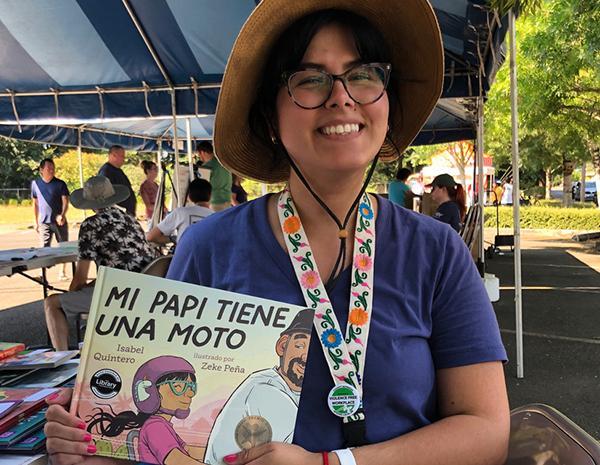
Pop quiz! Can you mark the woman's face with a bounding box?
[147,165,159,182]
[431,185,448,203]
[276,23,389,180]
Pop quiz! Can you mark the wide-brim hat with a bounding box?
[214,0,444,183]
[71,175,130,210]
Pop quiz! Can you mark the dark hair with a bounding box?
[196,140,214,154]
[86,371,197,437]
[188,178,211,203]
[39,158,54,170]
[447,184,467,221]
[396,167,411,181]
[140,160,157,174]
[248,9,398,171]
[109,145,124,155]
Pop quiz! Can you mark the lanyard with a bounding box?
[277,189,375,445]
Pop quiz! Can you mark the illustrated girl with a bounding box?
[86,356,204,465]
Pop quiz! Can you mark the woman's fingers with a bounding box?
[46,387,73,407]
[45,404,86,432]
[44,417,91,443]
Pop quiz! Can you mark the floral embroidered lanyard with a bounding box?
[277,188,375,446]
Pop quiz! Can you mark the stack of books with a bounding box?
[0,345,80,458]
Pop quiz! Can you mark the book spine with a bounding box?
[69,266,106,416]
[0,344,26,361]
[0,399,45,435]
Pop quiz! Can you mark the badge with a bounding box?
[235,415,272,449]
[327,383,361,417]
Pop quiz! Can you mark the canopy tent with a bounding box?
[0,0,508,139]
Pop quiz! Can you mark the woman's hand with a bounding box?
[222,442,322,465]
[45,389,115,465]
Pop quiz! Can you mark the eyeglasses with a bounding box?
[158,380,197,396]
[282,63,392,109]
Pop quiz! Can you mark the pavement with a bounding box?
[0,226,599,438]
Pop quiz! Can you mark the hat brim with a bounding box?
[214,0,444,183]
[70,184,130,210]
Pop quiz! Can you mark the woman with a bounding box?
[428,173,467,232]
[45,1,509,465]
[231,174,248,206]
[139,160,161,220]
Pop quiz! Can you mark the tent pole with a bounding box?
[509,9,524,379]
[476,97,485,273]
[186,118,194,181]
[77,128,87,218]
[171,91,181,208]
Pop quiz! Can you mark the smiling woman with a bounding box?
[44,1,509,465]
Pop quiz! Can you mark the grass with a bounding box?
[0,205,88,227]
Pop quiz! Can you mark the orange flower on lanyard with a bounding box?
[349,307,369,326]
[283,216,301,234]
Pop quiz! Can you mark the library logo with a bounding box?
[90,369,122,399]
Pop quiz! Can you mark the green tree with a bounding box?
[0,138,55,195]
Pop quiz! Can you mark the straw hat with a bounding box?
[214,0,444,183]
[71,176,130,210]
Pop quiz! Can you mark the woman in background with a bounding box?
[139,160,161,221]
[428,173,466,232]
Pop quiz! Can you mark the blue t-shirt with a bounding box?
[434,201,462,232]
[167,195,506,451]
[31,177,69,224]
[388,180,410,207]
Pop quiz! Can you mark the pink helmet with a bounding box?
[133,356,196,419]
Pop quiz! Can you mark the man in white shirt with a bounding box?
[146,178,213,244]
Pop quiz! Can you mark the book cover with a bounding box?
[0,370,40,388]
[0,388,59,434]
[17,360,80,389]
[0,351,78,371]
[0,344,26,361]
[0,426,46,454]
[71,266,313,465]
[0,409,46,447]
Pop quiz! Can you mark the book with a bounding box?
[0,344,26,361]
[0,350,78,371]
[16,360,80,389]
[71,266,314,465]
[0,409,46,447]
[0,388,59,434]
[0,370,40,388]
[0,426,46,454]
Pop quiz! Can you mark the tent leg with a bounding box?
[509,9,524,379]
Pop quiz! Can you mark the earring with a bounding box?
[270,134,278,145]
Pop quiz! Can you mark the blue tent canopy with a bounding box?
[0,0,508,144]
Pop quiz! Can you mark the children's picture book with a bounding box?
[0,344,26,361]
[0,409,46,447]
[0,388,59,434]
[71,267,314,465]
[0,426,46,454]
[17,360,80,389]
[0,370,39,388]
[0,350,78,371]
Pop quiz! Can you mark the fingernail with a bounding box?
[83,433,92,442]
[87,444,97,454]
[224,454,237,464]
[47,392,60,401]
[77,422,87,430]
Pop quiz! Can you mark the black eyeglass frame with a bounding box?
[281,62,392,110]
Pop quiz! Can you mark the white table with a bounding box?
[0,243,78,297]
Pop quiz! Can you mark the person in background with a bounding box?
[98,145,136,216]
[387,166,412,208]
[501,178,513,206]
[428,173,467,233]
[146,178,214,245]
[43,176,155,351]
[490,179,503,206]
[196,141,232,211]
[139,160,161,221]
[31,158,70,280]
[231,174,248,206]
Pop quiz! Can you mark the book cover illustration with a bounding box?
[0,343,26,361]
[17,360,80,389]
[71,267,313,465]
[0,388,59,434]
[0,350,78,371]
[0,409,46,447]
